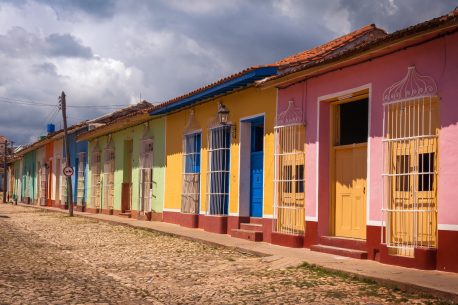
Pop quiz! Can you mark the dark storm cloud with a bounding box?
[45,33,93,58]
[38,0,117,18]
[336,0,457,32]
[0,0,456,145]
[0,27,92,59]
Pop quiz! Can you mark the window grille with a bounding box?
[91,151,101,208]
[382,66,439,256]
[39,164,47,205]
[139,139,153,213]
[25,170,30,199]
[273,100,305,235]
[103,147,115,210]
[206,125,231,215]
[55,158,61,204]
[181,132,201,214]
[77,152,85,204]
[273,124,306,234]
[61,159,68,204]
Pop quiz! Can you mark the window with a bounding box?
[395,155,410,192]
[77,153,85,204]
[338,99,368,145]
[418,153,434,192]
[139,139,153,213]
[273,123,305,235]
[182,133,201,214]
[381,67,439,252]
[90,151,101,208]
[103,148,115,210]
[207,125,231,215]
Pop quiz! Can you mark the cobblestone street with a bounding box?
[0,205,452,305]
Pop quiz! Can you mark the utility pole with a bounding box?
[2,139,7,203]
[59,92,73,216]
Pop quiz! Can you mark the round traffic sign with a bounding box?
[63,166,74,177]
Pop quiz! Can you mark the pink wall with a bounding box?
[277,33,458,232]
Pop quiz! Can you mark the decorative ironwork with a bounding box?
[276,100,304,126]
[381,68,439,256]
[184,109,200,134]
[383,66,437,103]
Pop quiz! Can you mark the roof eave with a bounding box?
[149,66,277,115]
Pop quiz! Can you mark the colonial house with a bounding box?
[77,101,166,220]
[258,8,458,272]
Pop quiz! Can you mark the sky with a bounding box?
[0,0,455,145]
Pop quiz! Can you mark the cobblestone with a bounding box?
[0,205,452,304]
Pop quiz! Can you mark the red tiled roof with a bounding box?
[146,24,386,115]
[275,24,387,70]
[261,7,458,85]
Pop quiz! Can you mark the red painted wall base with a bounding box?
[101,208,113,215]
[304,221,318,248]
[203,215,228,234]
[380,245,437,270]
[180,213,199,228]
[437,229,458,273]
[85,207,100,214]
[271,231,304,248]
[74,205,85,212]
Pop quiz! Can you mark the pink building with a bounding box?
[260,9,458,272]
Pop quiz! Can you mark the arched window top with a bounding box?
[184,109,200,134]
[276,100,304,127]
[383,66,438,104]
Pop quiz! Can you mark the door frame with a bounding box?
[316,84,372,236]
[238,113,265,218]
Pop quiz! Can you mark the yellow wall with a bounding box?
[164,86,276,216]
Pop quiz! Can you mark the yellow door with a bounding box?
[335,143,367,239]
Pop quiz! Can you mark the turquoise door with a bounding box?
[250,121,264,217]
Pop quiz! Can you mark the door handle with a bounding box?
[363,187,366,194]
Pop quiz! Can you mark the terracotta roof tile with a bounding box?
[275,24,387,70]
[261,7,458,84]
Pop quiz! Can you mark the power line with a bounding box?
[0,96,130,109]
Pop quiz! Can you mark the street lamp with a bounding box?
[218,102,229,125]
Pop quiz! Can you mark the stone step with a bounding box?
[319,236,367,252]
[240,223,263,232]
[310,244,368,259]
[119,210,132,218]
[230,229,263,242]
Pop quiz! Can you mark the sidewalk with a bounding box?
[18,203,458,302]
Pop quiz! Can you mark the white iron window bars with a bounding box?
[77,152,85,205]
[181,132,201,214]
[206,125,231,215]
[91,150,101,208]
[382,66,439,256]
[273,100,306,235]
[61,158,68,205]
[103,147,115,210]
[39,164,47,205]
[25,169,30,199]
[139,139,153,213]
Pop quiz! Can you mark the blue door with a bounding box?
[250,122,264,217]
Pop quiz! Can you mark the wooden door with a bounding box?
[335,144,367,239]
[333,98,368,240]
[122,140,133,212]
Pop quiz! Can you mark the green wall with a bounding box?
[87,117,165,212]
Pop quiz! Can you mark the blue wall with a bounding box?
[64,127,88,204]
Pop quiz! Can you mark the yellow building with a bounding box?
[153,66,278,241]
